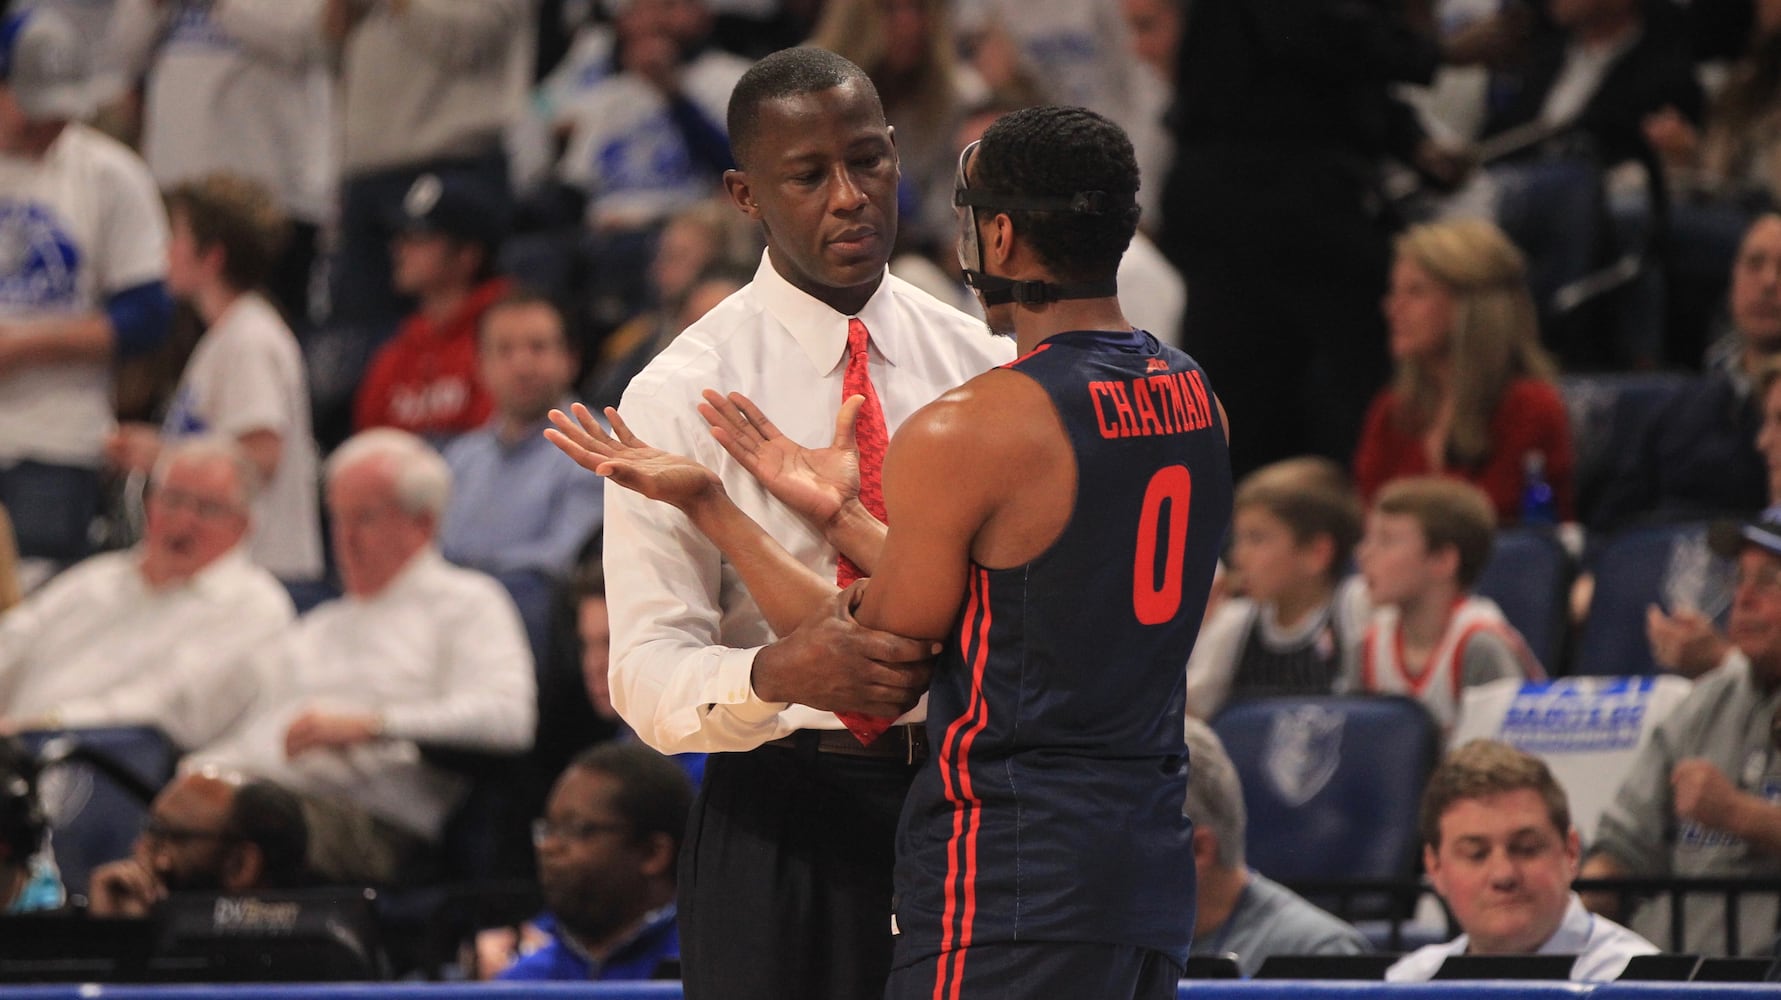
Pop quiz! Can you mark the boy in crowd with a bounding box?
[108,172,323,581]
[1357,477,1543,732]
[1389,740,1656,981]
[1186,457,1368,719]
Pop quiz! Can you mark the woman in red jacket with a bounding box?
[1353,218,1575,523]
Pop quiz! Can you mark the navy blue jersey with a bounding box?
[891,329,1233,970]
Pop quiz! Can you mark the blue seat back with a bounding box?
[1474,527,1572,674]
[1560,373,1696,528]
[1575,521,1724,676]
[21,726,175,896]
[1210,695,1438,883]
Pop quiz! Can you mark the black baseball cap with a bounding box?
[393,172,508,251]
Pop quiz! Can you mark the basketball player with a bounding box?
[548,105,1232,998]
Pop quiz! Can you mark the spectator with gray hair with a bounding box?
[184,427,535,884]
[1184,718,1369,976]
[0,435,291,749]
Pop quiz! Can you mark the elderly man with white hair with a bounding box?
[0,435,291,749]
[1184,719,1370,976]
[186,428,536,883]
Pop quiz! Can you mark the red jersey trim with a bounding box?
[933,566,994,1000]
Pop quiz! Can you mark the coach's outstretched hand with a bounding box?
[546,402,723,510]
[700,389,862,525]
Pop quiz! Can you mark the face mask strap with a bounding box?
[952,139,1118,307]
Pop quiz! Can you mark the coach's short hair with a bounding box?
[726,47,881,171]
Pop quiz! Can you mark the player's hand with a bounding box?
[1645,604,1729,677]
[87,857,165,917]
[547,403,724,511]
[752,586,936,718]
[284,710,381,758]
[700,389,862,526]
[1671,758,1744,833]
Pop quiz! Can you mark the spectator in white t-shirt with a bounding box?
[94,0,336,327]
[107,172,323,581]
[0,6,172,566]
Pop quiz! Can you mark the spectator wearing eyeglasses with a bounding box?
[86,771,310,917]
[1581,505,1781,955]
[473,742,691,981]
[0,436,292,749]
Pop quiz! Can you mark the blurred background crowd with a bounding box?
[3,0,1781,985]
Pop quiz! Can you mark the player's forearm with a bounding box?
[826,499,887,574]
[684,493,837,637]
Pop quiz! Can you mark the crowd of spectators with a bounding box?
[4,0,1781,985]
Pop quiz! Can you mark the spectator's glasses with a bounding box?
[531,818,630,846]
[1734,563,1781,595]
[150,487,245,522]
[141,818,237,846]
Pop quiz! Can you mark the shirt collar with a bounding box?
[354,546,444,603]
[1537,894,1595,955]
[133,545,252,600]
[748,250,903,376]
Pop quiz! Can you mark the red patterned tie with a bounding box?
[836,317,893,744]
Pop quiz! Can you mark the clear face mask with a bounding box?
[953,139,982,275]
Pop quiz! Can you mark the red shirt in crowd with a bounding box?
[352,277,510,439]
[1352,377,1575,523]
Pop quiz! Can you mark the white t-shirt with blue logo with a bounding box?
[0,123,168,466]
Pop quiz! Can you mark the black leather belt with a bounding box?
[766,724,928,763]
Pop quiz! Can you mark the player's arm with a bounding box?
[853,390,999,641]
[700,389,890,573]
[548,403,836,635]
[550,402,931,742]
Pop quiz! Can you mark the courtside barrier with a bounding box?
[0,981,1775,999]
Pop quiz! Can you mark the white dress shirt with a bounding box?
[1386,893,1658,982]
[605,252,1014,754]
[185,548,536,839]
[0,547,293,749]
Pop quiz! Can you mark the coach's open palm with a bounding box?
[546,403,722,511]
[700,389,861,525]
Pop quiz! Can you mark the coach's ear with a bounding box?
[724,170,759,221]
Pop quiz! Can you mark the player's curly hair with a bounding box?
[970,106,1141,285]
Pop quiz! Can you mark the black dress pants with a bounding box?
[679,738,920,1000]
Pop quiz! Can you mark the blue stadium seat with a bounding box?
[20,726,176,897]
[1474,527,1573,674]
[1559,373,1697,529]
[1210,695,1439,888]
[1574,521,1722,676]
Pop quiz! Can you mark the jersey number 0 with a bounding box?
[1132,464,1193,625]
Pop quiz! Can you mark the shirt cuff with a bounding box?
[703,645,788,725]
